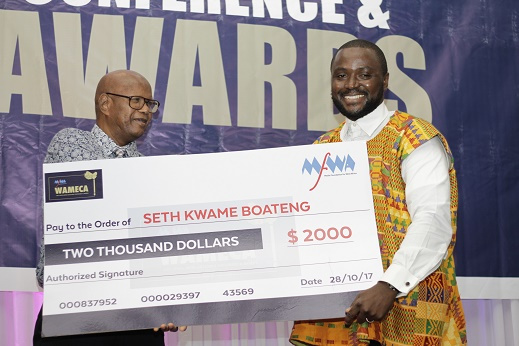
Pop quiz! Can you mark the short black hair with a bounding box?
[330,39,388,75]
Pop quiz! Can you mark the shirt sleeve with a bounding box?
[44,129,70,163]
[37,129,87,287]
[36,236,45,288]
[379,136,452,296]
[44,128,101,163]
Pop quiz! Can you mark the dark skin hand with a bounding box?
[344,281,398,327]
[153,324,188,332]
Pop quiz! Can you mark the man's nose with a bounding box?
[345,75,358,89]
[140,103,152,114]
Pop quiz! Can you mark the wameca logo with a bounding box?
[302,153,356,191]
[45,170,103,202]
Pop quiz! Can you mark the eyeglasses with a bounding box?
[105,92,160,113]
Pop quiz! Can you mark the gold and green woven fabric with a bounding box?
[290,111,467,346]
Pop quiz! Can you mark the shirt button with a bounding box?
[405,282,410,286]
[352,122,357,127]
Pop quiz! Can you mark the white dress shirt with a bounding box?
[340,103,452,296]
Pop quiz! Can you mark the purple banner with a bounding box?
[1,0,519,293]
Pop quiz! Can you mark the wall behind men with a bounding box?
[1,0,518,297]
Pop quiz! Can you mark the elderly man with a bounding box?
[34,70,183,345]
[290,40,467,345]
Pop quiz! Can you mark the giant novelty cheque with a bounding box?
[42,141,382,337]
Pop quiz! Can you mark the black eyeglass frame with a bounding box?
[104,92,160,113]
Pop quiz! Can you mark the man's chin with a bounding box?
[128,128,146,140]
[333,96,383,122]
[342,110,368,122]
[340,102,381,121]
[333,100,366,121]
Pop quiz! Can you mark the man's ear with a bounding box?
[98,94,111,115]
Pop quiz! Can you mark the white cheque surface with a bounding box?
[42,141,382,337]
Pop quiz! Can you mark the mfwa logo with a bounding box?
[302,152,355,191]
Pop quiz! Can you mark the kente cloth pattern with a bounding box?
[290,111,467,345]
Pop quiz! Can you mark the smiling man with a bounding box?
[44,70,157,163]
[290,40,467,345]
[34,70,185,345]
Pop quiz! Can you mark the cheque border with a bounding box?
[42,291,360,337]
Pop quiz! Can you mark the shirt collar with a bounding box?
[340,102,392,140]
[91,124,137,157]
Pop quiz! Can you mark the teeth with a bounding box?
[344,95,364,99]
